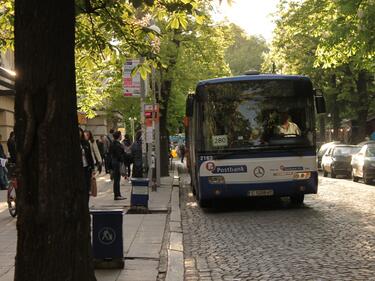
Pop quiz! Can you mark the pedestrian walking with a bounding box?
[7,132,16,164]
[0,134,8,190]
[104,129,114,174]
[97,136,105,160]
[80,128,95,201]
[122,134,133,180]
[131,131,143,178]
[178,142,186,163]
[84,130,103,174]
[96,136,105,174]
[109,131,126,200]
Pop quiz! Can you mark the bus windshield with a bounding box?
[200,80,314,151]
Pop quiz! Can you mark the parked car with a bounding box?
[357,140,375,146]
[351,144,375,184]
[317,141,340,170]
[322,145,360,178]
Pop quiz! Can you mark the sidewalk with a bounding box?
[0,163,183,281]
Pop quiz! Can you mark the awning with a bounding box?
[0,66,15,96]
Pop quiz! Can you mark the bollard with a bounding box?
[91,209,124,269]
[130,178,149,208]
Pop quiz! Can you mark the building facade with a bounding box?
[0,50,15,155]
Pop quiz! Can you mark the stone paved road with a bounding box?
[180,173,375,281]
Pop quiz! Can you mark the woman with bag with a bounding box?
[80,128,95,201]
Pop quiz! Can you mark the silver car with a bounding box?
[351,144,375,184]
[321,145,359,178]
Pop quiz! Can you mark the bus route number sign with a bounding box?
[212,135,228,147]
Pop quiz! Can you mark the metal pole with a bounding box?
[140,58,147,177]
[156,70,161,187]
[146,67,157,189]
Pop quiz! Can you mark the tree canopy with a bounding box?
[264,0,374,142]
[225,23,268,75]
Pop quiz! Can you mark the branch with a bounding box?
[99,2,149,57]
[75,0,113,15]
[88,13,106,60]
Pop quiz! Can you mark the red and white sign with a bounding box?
[123,59,141,97]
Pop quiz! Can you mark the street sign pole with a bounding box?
[156,72,161,188]
[140,59,147,177]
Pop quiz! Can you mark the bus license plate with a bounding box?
[248,190,274,197]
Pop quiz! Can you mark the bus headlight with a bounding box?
[208,176,225,184]
[293,172,311,180]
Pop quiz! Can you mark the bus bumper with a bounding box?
[199,172,318,200]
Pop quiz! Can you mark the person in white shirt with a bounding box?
[275,112,301,136]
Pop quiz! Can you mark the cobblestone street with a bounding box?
[180,173,375,281]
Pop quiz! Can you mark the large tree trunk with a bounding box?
[330,75,340,140]
[14,1,96,280]
[159,80,172,176]
[158,33,182,177]
[351,70,369,144]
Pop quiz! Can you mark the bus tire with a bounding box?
[198,198,211,208]
[290,194,304,206]
[196,188,211,208]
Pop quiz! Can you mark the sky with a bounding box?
[212,0,280,42]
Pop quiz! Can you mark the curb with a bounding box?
[165,163,184,281]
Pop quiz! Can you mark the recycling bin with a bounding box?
[91,209,124,268]
[130,178,149,208]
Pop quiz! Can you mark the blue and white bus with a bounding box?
[185,74,325,207]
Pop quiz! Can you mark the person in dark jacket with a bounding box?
[104,129,114,174]
[121,134,133,179]
[109,131,126,200]
[7,132,16,164]
[131,131,143,178]
[80,128,95,201]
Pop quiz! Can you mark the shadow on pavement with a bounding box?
[202,196,312,214]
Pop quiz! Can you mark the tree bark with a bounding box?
[14,1,96,280]
[318,115,326,143]
[158,33,182,177]
[159,80,172,176]
[330,74,340,140]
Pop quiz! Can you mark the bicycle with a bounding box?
[6,163,17,217]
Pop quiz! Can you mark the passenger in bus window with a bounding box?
[274,112,301,136]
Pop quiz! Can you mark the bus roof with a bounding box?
[197,74,311,87]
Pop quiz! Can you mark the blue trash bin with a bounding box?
[91,209,124,268]
[130,178,149,208]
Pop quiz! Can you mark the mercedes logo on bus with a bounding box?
[206,162,216,171]
[253,166,265,178]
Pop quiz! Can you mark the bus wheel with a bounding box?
[290,194,304,206]
[196,189,211,208]
[198,198,212,208]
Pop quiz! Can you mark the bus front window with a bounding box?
[200,80,314,151]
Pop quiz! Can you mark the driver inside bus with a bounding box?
[274,112,301,136]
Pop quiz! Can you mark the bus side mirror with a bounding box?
[314,90,326,114]
[186,94,194,117]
